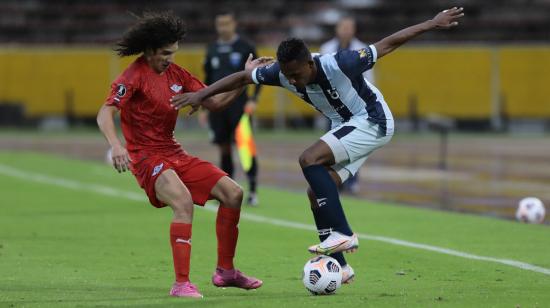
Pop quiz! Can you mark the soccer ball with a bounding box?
[302,255,342,295]
[516,197,546,224]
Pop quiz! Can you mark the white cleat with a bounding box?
[308,231,359,255]
[341,264,355,284]
[247,192,259,206]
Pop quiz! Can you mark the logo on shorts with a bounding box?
[116,84,127,97]
[316,198,327,207]
[170,84,183,93]
[152,163,164,176]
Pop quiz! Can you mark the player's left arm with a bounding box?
[374,7,464,59]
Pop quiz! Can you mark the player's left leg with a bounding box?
[299,139,358,256]
[307,120,392,255]
[307,184,355,284]
[208,176,263,289]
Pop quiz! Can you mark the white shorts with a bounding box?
[320,117,393,182]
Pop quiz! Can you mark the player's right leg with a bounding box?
[155,169,202,298]
[307,186,355,284]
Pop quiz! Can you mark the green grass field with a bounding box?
[1,152,549,307]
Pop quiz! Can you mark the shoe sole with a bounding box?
[169,293,203,298]
[213,281,263,290]
[308,243,359,255]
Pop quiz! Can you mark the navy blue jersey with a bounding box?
[204,36,261,103]
[251,45,393,135]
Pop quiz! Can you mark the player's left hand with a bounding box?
[245,53,275,71]
[170,92,201,115]
[431,7,464,29]
[244,99,257,114]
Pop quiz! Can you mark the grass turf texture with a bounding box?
[0,152,549,307]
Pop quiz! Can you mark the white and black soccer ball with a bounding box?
[302,255,342,295]
[516,197,546,224]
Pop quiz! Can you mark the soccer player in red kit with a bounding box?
[96,12,270,298]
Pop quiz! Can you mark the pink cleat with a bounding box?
[212,267,263,290]
[169,281,203,298]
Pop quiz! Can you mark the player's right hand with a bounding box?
[111,144,131,173]
[245,53,275,71]
[431,7,464,29]
[170,92,202,115]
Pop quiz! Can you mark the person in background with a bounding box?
[320,16,372,195]
[202,10,262,206]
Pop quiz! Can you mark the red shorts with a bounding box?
[130,150,227,208]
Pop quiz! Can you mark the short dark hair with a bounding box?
[115,11,186,57]
[276,38,311,64]
[215,9,236,19]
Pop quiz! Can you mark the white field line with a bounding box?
[1,163,549,276]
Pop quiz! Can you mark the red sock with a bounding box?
[216,206,241,270]
[170,222,192,282]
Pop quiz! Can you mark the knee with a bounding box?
[171,197,194,218]
[299,151,317,168]
[225,183,244,207]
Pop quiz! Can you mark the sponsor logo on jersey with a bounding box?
[170,84,183,93]
[152,163,164,176]
[116,84,127,97]
[326,88,340,100]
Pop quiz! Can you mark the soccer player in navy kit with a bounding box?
[172,7,464,284]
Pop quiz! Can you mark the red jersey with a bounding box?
[105,56,205,160]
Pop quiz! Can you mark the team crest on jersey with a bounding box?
[358,48,368,58]
[116,84,127,97]
[170,84,183,93]
[229,52,242,68]
[152,163,164,176]
[211,56,220,69]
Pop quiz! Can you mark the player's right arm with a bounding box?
[97,105,131,173]
[374,7,464,59]
[170,55,274,113]
[97,78,135,173]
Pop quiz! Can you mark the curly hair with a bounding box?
[276,38,311,64]
[115,11,186,57]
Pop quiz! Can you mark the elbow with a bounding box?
[202,98,221,112]
[96,105,114,130]
[96,107,105,128]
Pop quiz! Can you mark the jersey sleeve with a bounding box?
[251,62,281,86]
[181,69,207,92]
[333,44,378,78]
[104,76,137,109]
